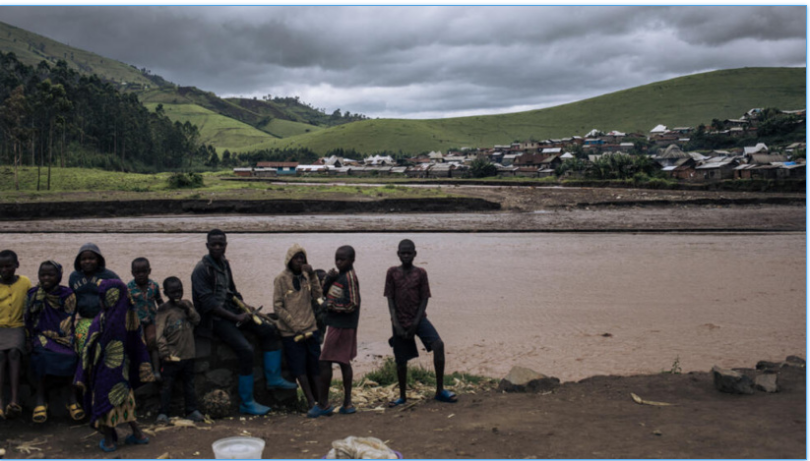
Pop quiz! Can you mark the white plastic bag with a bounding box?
[325,436,398,459]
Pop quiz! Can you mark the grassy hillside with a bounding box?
[233,67,806,155]
[143,103,277,152]
[0,21,153,87]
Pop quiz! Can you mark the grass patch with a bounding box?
[0,167,458,203]
[364,357,494,388]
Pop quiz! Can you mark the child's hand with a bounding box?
[302,263,314,274]
[327,268,338,278]
[394,325,408,338]
[235,312,251,325]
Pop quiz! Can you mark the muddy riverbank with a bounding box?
[1,363,805,459]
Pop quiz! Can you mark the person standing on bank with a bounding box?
[191,229,296,416]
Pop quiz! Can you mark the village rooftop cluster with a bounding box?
[233,108,807,182]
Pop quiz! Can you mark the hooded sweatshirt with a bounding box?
[273,244,323,337]
[68,243,120,319]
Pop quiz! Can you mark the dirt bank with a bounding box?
[2,363,804,459]
[0,198,499,221]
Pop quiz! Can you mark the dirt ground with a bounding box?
[1,363,804,459]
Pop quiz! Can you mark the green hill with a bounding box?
[232,67,806,155]
[143,103,277,152]
[0,20,338,142]
[0,20,154,88]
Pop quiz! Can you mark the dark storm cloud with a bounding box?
[0,6,804,118]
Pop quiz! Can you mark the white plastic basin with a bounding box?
[212,436,266,459]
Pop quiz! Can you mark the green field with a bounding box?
[0,167,453,203]
[143,103,276,152]
[233,67,806,155]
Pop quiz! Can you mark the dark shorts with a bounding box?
[389,318,441,365]
[282,331,321,377]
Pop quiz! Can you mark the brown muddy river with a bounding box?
[3,232,805,382]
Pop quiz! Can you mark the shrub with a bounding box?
[167,172,204,189]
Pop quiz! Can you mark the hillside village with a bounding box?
[233,108,807,182]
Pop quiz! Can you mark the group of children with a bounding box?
[0,234,456,452]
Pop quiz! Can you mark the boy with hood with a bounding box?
[273,244,324,414]
[69,243,120,354]
[191,229,296,417]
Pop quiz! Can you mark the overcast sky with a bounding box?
[0,6,805,119]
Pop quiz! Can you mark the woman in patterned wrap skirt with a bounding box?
[73,279,155,452]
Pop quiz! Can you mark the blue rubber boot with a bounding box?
[238,374,271,415]
[264,350,298,390]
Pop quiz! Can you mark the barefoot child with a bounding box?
[273,244,324,413]
[69,243,120,355]
[315,246,361,418]
[24,261,82,423]
[127,258,164,380]
[0,250,31,420]
[384,239,456,407]
[154,277,203,424]
[74,279,155,452]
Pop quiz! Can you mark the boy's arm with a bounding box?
[155,310,171,359]
[184,300,201,326]
[273,276,301,334]
[387,297,407,338]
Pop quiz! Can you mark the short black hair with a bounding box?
[163,276,182,290]
[337,245,356,260]
[131,257,150,270]
[398,239,415,251]
[207,229,226,242]
[0,250,19,264]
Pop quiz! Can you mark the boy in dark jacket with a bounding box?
[191,229,295,416]
[155,277,203,424]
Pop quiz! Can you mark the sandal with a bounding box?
[99,439,117,453]
[32,405,48,424]
[6,402,22,419]
[434,389,458,403]
[125,434,149,445]
[338,405,357,414]
[66,403,85,421]
[388,398,406,408]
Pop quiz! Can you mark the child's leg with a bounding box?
[34,376,48,406]
[396,362,408,401]
[338,363,353,409]
[431,339,446,394]
[100,426,116,449]
[127,421,148,442]
[158,363,176,416]
[317,361,332,409]
[181,360,198,415]
[0,350,6,409]
[8,348,21,405]
[297,374,316,408]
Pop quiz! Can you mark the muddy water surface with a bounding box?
[4,232,804,382]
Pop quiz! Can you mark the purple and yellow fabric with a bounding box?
[24,261,79,378]
[73,279,155,428]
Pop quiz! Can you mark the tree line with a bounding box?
[0,51,212,189]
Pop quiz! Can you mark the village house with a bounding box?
[233,167,253,177]
[257,161,298,175]
[364,154,395,166]
[253,167,278,178]
[695,157,739,181]
[661,157,698,181]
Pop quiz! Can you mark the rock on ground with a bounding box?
[499,366,560,393]
[711,366,755,395]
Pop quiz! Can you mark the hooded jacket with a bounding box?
[68,243,120,319]
[273,244,322,337]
